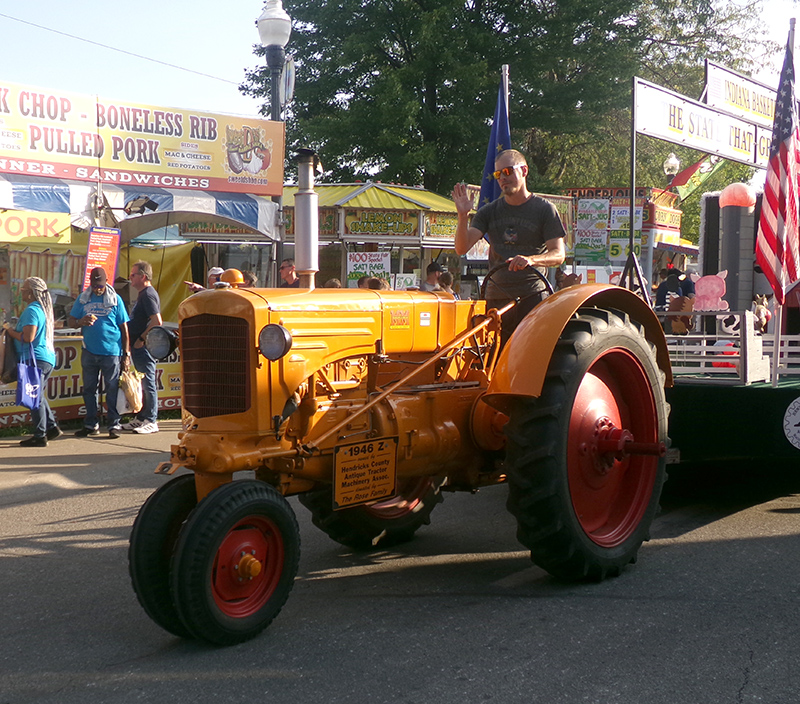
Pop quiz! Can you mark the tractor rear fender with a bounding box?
[482,284,672,415]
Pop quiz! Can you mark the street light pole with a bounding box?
[257,0,292,282]
[267,45,285,124]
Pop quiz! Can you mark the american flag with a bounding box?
[756,28,800,305]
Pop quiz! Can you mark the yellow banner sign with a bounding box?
[0,80,284,196]
[344,209,417,237]
[0,210,71,244]
[423,212,457,240]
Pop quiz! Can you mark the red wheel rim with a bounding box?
[363,478,433,520]
[211,516,285,618]
[567,349,659,547]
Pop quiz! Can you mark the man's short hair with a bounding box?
[281,258,295,268]
[134,260,153,281]
[427,261,444,275]
[495,149,528,167]
[367,277,390,290]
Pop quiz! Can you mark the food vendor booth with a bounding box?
[563,187,695,287]
[281,182,460,288]
[0,79,282,428]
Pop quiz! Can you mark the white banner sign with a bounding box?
[346,251,391,287]
[705,61,776,130]
[634,78,769,169]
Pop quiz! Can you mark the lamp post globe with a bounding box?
[258,0,292,123]
[257,0,292,281]
[663,152,681,186]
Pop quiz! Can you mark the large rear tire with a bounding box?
[299,477,444,549]
[505,307,669,581]
[170,480,300,645]
[129,473,198,638]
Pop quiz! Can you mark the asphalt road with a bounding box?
[1,424,799,704]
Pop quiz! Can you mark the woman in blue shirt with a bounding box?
[2,277,61,446]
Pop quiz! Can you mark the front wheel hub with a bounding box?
[236,552,263,580]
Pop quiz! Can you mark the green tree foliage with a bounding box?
[242,0,774,210]
[245,0,650,192]
[535,0,774,192]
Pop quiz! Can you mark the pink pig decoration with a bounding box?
[691,270,729,311]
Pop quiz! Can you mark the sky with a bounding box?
[758,0,800,83]
[0,1,268,117]
[0,1,796,126]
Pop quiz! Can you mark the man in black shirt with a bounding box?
[279,259,300,287]
[452,149,566,344]
[123,260,162,434]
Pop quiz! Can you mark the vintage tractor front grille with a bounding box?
[181,314,251,417]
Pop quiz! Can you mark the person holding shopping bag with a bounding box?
[2,277,61,447]
[123,260,161,434]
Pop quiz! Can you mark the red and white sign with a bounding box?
[82,227,120,289]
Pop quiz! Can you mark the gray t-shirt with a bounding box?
[471,195,566,300]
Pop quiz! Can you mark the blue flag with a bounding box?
[478,82,512,210]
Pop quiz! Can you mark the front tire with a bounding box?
[129,473,198,638]
[299,477,444,549]
[170,481,300,645]
[505,308,668,581]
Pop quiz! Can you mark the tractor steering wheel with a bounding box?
[479,261,555,302]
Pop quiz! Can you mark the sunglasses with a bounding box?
[493,164,525,180]
[279,265,292,270]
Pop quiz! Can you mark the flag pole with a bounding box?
[760,17,797,387]
[771,302,784,386]
[501,64,509,115]
[772,17,795,388]
[772,18,795,387]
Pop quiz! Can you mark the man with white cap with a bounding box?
[184,266,225,293]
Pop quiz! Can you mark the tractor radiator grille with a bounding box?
[181,314,251,417]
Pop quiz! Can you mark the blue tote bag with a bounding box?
[16,343,42,410]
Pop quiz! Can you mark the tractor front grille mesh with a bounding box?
[181,314,251,417]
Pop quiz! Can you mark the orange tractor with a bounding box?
[130,275,671,645]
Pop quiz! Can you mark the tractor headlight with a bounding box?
[145,326,178,361]
[258,324,292,361]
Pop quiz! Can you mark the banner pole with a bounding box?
[501,64,509,116]
[771,303,784,387]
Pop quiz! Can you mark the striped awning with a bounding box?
[0,174,278,243]
[655,239,699,255]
